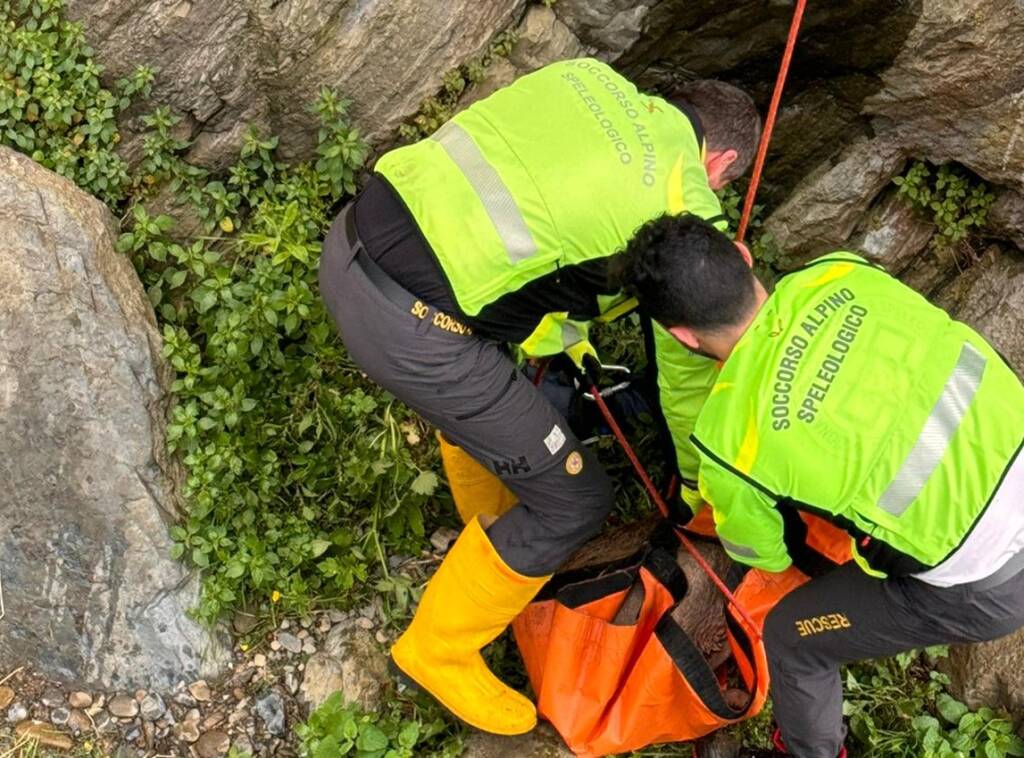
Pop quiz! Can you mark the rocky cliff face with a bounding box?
[64,0,526,168]
[0,147,230,688]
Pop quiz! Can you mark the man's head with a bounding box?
[672,80,761,189]
[609,213,764,360]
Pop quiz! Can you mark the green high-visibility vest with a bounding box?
[376,58,724,356]
[692,252,1024,584]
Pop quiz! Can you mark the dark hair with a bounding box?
[672,80,761,183]
[609,213,756,330]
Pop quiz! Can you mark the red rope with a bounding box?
[735,0,808,243]
[584,368,760,638]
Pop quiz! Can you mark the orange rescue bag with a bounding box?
[513,517,853,756]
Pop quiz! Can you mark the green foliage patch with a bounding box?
[0,0,152,203]
[893,161,995,256]
[296,693,463,758]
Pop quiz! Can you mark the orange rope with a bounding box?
[583,361,761,637]
[736,0,808,243]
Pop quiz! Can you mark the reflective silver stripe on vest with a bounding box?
[432,122,538,264]
[720,537,759,559]
[562,321,583,349]
[879,343,987,517]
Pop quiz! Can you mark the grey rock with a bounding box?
[463,722,574,757]
[762,138,908,268]
[109,695,140,719]
[139,692,167,721]
[0,148,231,689]
[41,689,65,708]
[50,707,70,726]
[949,629,1024,716]
[988,190,1024,251]
[92,710,114,733]
[301,625,389,712]
[553,0,655,53]
[124,724,142,742]
[254,690,286,737]
[65,0,528,168]
[276,631,302,655]
[6,703,28,723]
[465,6,590,104]
[865,0,1024,197]
[932,245,1024,377]
[849,191,936,274]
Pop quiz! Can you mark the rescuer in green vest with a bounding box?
[318,60,760,734]
[611,213,1024,758]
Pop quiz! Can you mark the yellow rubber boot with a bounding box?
[390,517,548,735]
[437,432,518,524]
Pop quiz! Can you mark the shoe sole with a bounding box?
[388,654,536,736]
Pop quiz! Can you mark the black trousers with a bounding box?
[764,562,1024,758]
[318,208,614,576]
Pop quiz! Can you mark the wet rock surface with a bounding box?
[0,146,230,689]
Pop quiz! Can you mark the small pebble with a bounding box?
[124,724,141,742]
[108,695,140,719]
[233,734,254,755]
[356,617,374,630]
[196,729,231,758]
[302,639,317,655]
[430,527,459,552]
[284,670,300,695]
[277,632,302,654]
[176,719,201,743]
[297,629,309,640]
[139,692,166,721]
[40,688,64,708]
[6,702,28,723]
[68,691,93,709]
[375,629,388,645]
[254,690,286,737]
[93,711,114,733]
[253,653,267,667]
[269,640,282,652]
[50,706,70,726]
[0,686,14,711]
[188,680,212,702]
[67,709,91,734]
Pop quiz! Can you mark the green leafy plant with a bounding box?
[717,184,787,276]
[295,693,463,758]
[398,29,519,141]
[893,161,995,256]
[0,0,153,203]
[843,649,1024,758]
